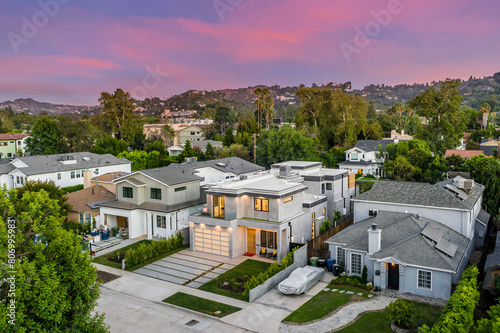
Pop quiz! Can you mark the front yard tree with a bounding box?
[99,88,137,144]
[25,117,66,155]
[408,79,466,155]
[93,135,129,156]
[0,189,108,332]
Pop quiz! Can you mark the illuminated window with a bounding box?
[213,196,225,218]
[254,198,269,212]
[312,220,315,238]
[312,212,315,219]
[260,230,277,249]
[323,207,326,215]
[283,196,293,203]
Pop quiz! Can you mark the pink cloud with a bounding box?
[59,57,121,70]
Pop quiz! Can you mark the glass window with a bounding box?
[16,176,19,184]
[213,196,225,218]
[322,207,326,215]
[157,216,166,228]
[283,196,293,203]
[57,173,61,180]
[71,171,75,179]
[79,213,84,224]
[254,198,269,212]
[312,212,315,219]
[418,270,432,289]
[260,230,277,249]
[351,253,362,275]
[351,153,358,160]
[85,213,91,223]
[174,186,186,192]
[151,188,162,200]
[326,183,332,191]
[337,247,345,265]
[95,168,99,175]
[123,187,133,198]
[76,170,81,178]
[322,183,325,194]
[312,220,315,238]
[170,216,173,230]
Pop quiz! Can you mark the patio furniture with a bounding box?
[269,250,277,260]
[259,248,267,258]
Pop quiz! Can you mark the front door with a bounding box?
[388,263,399,290]
[247,229,256,254]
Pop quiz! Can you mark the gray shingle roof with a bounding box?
[9,152,130,176]
[139,166,202,186]
[485,232,500,271]
[353,180,483,210]
[174,157,264,175]
[326,211,468,272]
[338,160,376,166]
[353,139,397,152]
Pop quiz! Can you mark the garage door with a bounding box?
[194,228,230,256]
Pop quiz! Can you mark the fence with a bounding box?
[307,213,353,259]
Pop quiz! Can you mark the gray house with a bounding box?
[326,211,469,299]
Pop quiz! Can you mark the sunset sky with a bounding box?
[0,0,498,105]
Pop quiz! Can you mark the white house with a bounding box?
[2,152,131,190]
[325,177,489,300]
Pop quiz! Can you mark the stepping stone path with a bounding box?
[357,293,363,296]
[332,289,338,292]
[339,290,345,293]
[368,294,374,298]
[346,291,354,294]
[323,288,330,291]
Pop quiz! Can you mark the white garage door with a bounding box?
[194,228,230,256]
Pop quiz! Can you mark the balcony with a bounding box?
[189,210,237,227]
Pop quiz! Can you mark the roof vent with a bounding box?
[371,223,377,230]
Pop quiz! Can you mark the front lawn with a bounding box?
[92,240,152,269]
[283,285,374,323]
[198,259,271,301]
[163,292,241,318]
[336,301,443,333]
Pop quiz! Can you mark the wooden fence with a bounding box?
[307,213,354,260]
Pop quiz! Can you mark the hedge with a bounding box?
[330,275,372,291]
[62,184,84,193]
[242,249,295,301]
[419,265,480,333]
[124,232,183,269]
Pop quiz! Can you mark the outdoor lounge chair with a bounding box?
[269,250,277,260]
[259,248,267,258]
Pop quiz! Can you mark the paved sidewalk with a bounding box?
[278,295,396,333]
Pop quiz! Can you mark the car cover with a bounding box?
[278,266,325,294]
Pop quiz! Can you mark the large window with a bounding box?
[71,171,75,179]
[418,270,432,290]
[123,187,133,198]
[351,253,362,275]
[312,220,315,238]
[57,173,61,180]
[254,198,269,212]
[322,183,325,194]
[337,247,345,265]
[283,196,293,203]
[175,186,186,192]
[260,230,277,249]
[351,153,359,161]
[157,216,166,228]
[326,183,332,191]
[151,188,162,200]
[85,213,91,224]
[213,196,225,219]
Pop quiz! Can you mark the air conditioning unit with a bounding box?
[369,209,378,217]
[279,165,292,178]
[464,180,474,190]
[240,175,247,180]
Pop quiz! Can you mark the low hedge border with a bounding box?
[125,232,184,269]
[331,275,372,291]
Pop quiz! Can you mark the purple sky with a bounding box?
[0,0,499,105]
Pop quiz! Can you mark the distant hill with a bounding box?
[0,98,100,115]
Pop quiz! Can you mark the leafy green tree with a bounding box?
[57,117,98,153]
[0,189,108,332]
[25,118,66,155]
[386,299,420,330]
[13,180,71,216]
[480,102,491,129]
[93,135,129,156]
[181,140,196,159]
[223,127,235,147]
[205,142,216,160]
[254,87,275,129]
[145,140,166,155]
[117,150,164,171]
[384,156,416,181]
[257,126,319,168]
[408,79,466,155]
[99,88,138,143]
[217,144,250,160]
[320,147,346,168]
[214,106,234,136]
[475,303,500,333]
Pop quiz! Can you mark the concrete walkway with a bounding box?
[92,238,143,257]
[278,295,396,333]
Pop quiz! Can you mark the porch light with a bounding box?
[200,223,205,227]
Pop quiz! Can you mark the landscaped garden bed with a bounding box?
[198,259,271,301]
[163,292,241,318]
[92,240,152,269]
[283,285,374,324]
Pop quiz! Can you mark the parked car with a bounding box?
[278,266,325,294]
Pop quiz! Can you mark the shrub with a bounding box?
[319,218,331,235]
[419,266,480,332]
[361,265,368,284]
[62,184,84,193]
[125,232,184,269]
[331,276,372,291]
[386,299,421,330]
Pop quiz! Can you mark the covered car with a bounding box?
[278,266,325,295]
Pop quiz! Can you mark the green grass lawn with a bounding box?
[198,259,271,301]
[163,292,241,318]
[283,285,374,323]
[92,240,188,271]
[336,301,443,333]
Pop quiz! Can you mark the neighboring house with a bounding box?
[483,232,500,292]
[172,124,205,145]
[85,171,130,193]
[67,185,116,226]
[270,161,356,219]
[327,177,488,300]
[326,211,469,300]
[189,172,328,260]
[0,133,29,158]
[480,139,499,157]
[167,140,223,156]
[383,130,413,141]
[98,166,206,240]
[444,150,485,159]
[2,152,131,190]
[338,138,405,176]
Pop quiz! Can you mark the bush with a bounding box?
[62,184,84,193]
[319,218,331,235]
[63,221,91,236]
[361,265,368,284]
[386,299,421,330]
[125,232,184,269]
[419,266,480,332]
[331,276,372,291]
[242,248,296,300]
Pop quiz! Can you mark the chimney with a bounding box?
[83,170,93,189]
[368,224,382,254]
[401,130,405,136]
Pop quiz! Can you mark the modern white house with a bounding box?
[0,152,131,190]
[326,177,488,300]
[270,161,356,220]
[338,138,405,176]
[189,170,328,260]
[167,140,223,157]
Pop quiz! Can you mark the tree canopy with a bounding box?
[25,118,66,155]
[99,89,137,144]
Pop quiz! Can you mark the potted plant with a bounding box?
[386,299,421,332]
